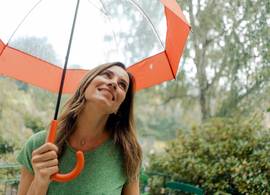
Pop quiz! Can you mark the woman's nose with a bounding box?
[108,81,117,90]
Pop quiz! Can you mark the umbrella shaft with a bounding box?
[54,0,81,120]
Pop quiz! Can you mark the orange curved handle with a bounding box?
[47,120,85,182]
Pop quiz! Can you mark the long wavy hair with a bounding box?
[54,62,142,181]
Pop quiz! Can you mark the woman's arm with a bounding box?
[122,180,140,195]
[17,167,33,195]
[17,166,49,195]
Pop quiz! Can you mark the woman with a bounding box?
[17,62,142,195]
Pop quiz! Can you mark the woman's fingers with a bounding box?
[47,166,59,176]
[30,142,60,183]
[32,150,58,163]
[32,143,58,156]
[35,159,58,170]
[39,166,59,178]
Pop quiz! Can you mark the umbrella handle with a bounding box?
[47,120,85,182]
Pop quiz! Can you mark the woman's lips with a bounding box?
[98,88,115,101]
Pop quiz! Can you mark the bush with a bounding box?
[0,138,13,154]
[147,117,270,194]
[24,115,45,133]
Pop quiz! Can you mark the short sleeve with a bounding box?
[16,130,47,174]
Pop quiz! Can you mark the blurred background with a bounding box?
[0,0,269,194]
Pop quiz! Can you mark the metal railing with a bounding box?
[0,163,20,195]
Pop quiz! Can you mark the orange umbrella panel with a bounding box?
[0,0,190,93]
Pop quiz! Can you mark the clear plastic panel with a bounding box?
[1,0,166,69]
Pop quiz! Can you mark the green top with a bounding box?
[16,130,127,195]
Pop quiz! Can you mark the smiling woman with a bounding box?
[16,62,142,195]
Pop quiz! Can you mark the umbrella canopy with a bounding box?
[0,0,190,182]
[0,0,190,93]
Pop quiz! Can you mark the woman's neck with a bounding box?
[69,104,110,151]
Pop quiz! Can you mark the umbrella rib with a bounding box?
[86,0,107,16]
[164,51,176,79]
[7,0,44,44]
[127,0,165,50]
[128,0,175,79]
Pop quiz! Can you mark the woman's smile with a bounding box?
[97,88,115,101]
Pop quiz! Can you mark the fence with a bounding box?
[0,163,20,195]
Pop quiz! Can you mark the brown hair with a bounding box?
[54,62,142,181]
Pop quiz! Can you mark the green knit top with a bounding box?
[16,130,127,195]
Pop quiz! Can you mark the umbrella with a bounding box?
[0,0,190,182]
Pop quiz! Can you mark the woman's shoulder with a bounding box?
[24,130,47,149]
[16,130,47,173]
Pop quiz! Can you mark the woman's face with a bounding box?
[84,66,130,114]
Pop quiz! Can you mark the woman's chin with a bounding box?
[85,94,115,113]
[94,97,114,112]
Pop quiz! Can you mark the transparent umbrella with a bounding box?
[0,0,190,182]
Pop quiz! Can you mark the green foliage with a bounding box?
[172,0,270,120]
[148,117,270,194]
[24,115,45,133]
[15,80,29,92]
[0,78,33,156]
[0,137,13,154]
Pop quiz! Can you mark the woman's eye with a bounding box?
[119,82,127,90]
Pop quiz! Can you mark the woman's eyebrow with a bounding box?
[106,70,129,85]
[101,69,112,75]
[120,78,129,86]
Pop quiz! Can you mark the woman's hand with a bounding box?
[31,142,59,186]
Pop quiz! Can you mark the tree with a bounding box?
[10,36,60,65]
[133,0,270,140]
[168,0,270,120]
